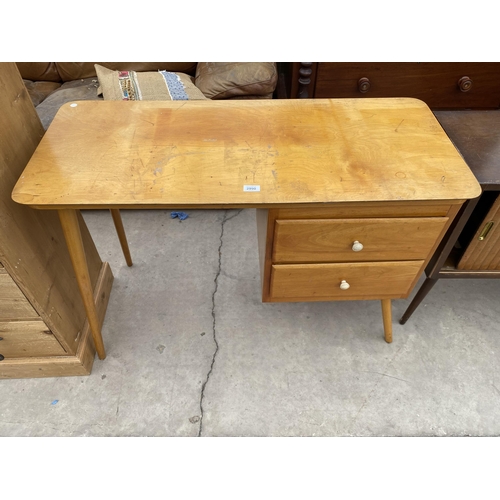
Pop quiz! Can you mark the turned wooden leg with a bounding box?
[381,299,392,343]
[59,209,106,360]
[110,209,133,267]
[399,277,438,325]
[298,62,313,98]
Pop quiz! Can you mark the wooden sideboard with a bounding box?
[278,62,500,109]
[0,63,113,378]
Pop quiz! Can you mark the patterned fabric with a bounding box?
[117,71,141,100]
[94,64,208,101]
[159,71,189,100]
[116,70,188,101]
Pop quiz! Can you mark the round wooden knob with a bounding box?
[358,77,371,93]
[458,76,472,92]
[352,241,364,252]
[340,280,350,290]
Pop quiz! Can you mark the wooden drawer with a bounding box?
[270,261,424,301]
[272,217,448,263]
[313,63,500,109]
[0,320,66,358]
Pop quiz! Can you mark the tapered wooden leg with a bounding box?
[399,277,438,325]
[110,209,133,267]
[59,209,106,360]
[381,299,392,343]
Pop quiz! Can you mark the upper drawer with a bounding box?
[273,217,448,263]
[314,63,500,109]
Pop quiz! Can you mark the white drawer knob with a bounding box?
[340,280,350,290]
[352,241,363,252]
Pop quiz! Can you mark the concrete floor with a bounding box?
[1,208,499,437]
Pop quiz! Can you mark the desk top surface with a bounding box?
[12,98,481,209]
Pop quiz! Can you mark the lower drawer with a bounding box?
[270,261,423,301]
[0,320,66,358]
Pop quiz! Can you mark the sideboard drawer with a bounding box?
[270,261,424,301]
[272,217,448,263]
[313,63,500,109]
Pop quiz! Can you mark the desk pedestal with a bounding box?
[257,203,462,342]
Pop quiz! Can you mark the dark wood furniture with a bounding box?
[278,62,500,109]
[400,109,500,323]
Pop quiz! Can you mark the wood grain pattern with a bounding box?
[0,272,39,320]
[0,356,92,379]
[0,320,66,357]
[12,99,480,209]
[9,94,481,347]
[275,202,454,220]
[269,261,424,301]
[58,209,106,360]
[272,217,448,263]
[457,194,500,270]
[0,262,113,379]
[0,63,105,356]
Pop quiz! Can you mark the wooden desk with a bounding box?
[12,99,481,359]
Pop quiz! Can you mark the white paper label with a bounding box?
[243,185,261,192]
